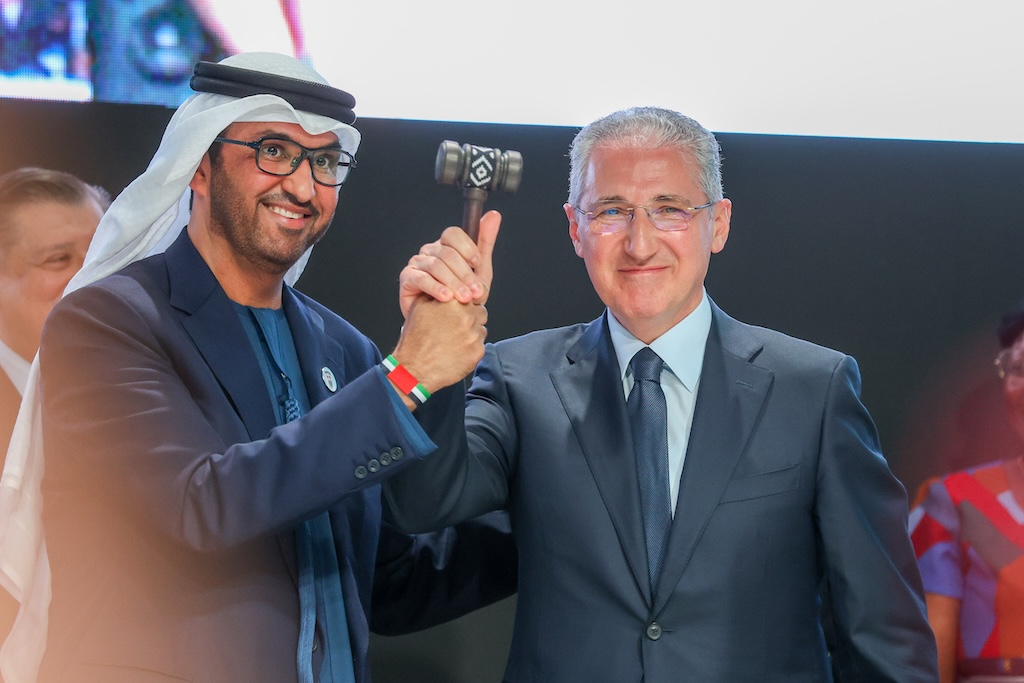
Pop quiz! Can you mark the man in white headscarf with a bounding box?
[0,51,514,683]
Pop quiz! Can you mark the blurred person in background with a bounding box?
[0,166,107,468]
[912,299,1024,683]
[0,165,107,655]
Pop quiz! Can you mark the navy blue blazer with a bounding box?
[385,306,938,682]
[38,230,515,682]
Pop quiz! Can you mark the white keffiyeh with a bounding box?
[0,51,360,682]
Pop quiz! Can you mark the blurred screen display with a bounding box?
[1,0,1022,144]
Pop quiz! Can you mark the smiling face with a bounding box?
[0,199,102,359]
[189,121,341,302]
[565,144,731,343]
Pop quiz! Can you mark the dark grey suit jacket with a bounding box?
[386,304,938,682]
[37,230,515,682]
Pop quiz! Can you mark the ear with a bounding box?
[189,154,213,199]
[565,203,584,257]
[710,198,732,254]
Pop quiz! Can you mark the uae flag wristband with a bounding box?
[381,355,431,405]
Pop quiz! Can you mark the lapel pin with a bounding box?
[321,367,338,393]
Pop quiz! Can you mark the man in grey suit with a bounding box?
[386,107,938,682]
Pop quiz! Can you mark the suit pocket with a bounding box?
[719,463,801,503]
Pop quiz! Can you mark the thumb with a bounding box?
[475,210,502,290]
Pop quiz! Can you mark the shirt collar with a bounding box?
[0,337,29,395]
[608,289,712,392]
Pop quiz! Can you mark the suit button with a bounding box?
[646,622,662,641]
[312,640,318,652]
[380,452,392,466]
[355,465,368,479]
[390,447,404,461]
[368,459,381,473]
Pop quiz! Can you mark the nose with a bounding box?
[280,155,318,202]
[623,207,661,259]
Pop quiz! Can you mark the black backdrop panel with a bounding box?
[4,99,1024,680]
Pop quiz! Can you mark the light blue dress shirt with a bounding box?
[607,290,712,516]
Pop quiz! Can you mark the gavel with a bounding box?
[435,140,523,242]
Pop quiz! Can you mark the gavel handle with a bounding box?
[461,187,489,243]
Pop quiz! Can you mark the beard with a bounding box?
[207,163,332,276]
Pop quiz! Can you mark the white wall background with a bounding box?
[302,0,1024,143]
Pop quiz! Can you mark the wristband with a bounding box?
[382,355,431,405]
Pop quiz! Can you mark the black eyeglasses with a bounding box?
[572,201,715,234]
[213,136,357,187]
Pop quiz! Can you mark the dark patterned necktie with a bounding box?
[628,347,671,592]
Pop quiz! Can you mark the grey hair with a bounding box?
[0,167,110,247]
[567,107,724,207]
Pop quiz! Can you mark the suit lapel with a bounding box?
[279,289,341,582]
[166,233,304,581]
[166,232,278,442]
[551,314,653,605]
[281,289,343,409]
[653,303,773,613]
[281,290,373,598]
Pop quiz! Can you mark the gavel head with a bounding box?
[435,140,523,194]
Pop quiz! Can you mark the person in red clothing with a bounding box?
[911,300,1024,683]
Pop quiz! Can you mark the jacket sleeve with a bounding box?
[383,344,515,534]
[40,282,440,552]
[815,356,938,682]
[370,510,517,635]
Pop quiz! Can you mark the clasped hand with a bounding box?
[389,211,501,398]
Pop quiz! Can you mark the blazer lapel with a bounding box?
[166,232,278,442]
[166,232,299,581]
[653,303,773,613]
[281,289,344,409]
[281,289,363,582]
[551,314,653,606]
